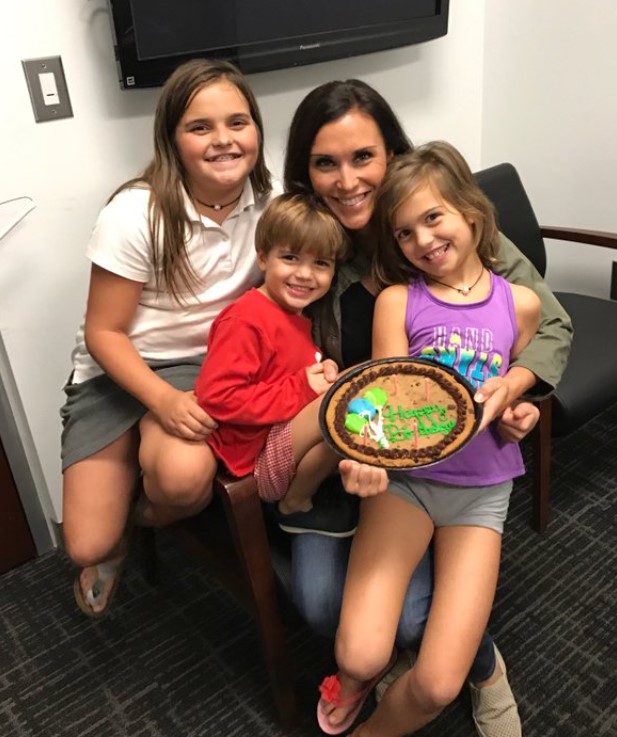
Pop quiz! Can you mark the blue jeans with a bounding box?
[289,533,496,683]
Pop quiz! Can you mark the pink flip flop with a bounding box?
[316,650,397,735]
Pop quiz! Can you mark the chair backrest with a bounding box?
[474,163,547,278]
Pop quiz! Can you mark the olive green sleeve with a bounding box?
[495,233,573,397]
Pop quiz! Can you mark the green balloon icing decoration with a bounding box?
[363,387,388,407]
[345,412,368,435]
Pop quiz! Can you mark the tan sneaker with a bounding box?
[375,648,417,702]
[469,646,522,737]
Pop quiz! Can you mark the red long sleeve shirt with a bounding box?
[195,288,320,476]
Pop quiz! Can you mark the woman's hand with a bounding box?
[339,459,388,497]
[497,401,540,442]
[154,388,218,441]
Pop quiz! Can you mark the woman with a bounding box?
[283,79,572,737]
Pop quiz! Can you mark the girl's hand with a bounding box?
[339,459,388,497]
[154,388,218,441]
[306,360,339,395]
[497,402,540,442]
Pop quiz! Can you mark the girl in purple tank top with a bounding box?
[317,142,541,737]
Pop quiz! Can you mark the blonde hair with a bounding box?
[256,193,350,263]
[112,59,272,301]
[373,141,500,290]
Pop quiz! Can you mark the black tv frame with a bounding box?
[107,0,449,89]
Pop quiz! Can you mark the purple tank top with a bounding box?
[405,273,524,486]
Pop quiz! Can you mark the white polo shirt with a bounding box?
[70,180,282,383]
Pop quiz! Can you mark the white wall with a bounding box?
[482,0,617,297]
[0,1,486,525]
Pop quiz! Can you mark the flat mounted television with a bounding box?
[107,0,449,89]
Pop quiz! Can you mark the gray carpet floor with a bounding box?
[1,403,616,737]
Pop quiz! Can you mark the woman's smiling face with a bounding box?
[308,109,390,233]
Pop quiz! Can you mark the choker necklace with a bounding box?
[427,266,485,296]
[193,193,242,211]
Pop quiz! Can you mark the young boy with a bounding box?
[195,193,354,536]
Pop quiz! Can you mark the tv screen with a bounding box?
[108,0,449,88]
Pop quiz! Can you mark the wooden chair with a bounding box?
[475,163,617,531]
[144,471,297,727]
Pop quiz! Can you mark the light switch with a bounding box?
[39,72,60,106]
[22,56,73,123]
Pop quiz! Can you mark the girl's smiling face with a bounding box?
[309,109,390,233]
[175,80,259,202]
[393,183,479,282]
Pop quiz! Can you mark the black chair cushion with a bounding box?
[551,292,617,435]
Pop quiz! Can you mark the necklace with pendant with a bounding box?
[427,266,485,296]
[193,193,242,211]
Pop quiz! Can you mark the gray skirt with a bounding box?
[60,355,205,471]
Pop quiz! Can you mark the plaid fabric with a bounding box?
[254,422,296,502]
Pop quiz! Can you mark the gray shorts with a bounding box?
[388,473,512,534]
[60,355,204,471]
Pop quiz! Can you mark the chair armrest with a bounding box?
[190,470,298,724]
[541,226,617,250]
[213,469,259,507]
[174,470,268,610]
[212,470,278,609]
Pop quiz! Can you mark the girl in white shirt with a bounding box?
[62,59,280,617]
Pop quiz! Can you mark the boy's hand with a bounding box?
[306,360,339,395]
[322,358,339,383]
[339,459,388,497]
[498,401,540,442]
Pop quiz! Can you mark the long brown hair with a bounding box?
[112,59,272,301]
[374,141,500,290]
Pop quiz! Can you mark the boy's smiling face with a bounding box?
[257,245,335,314]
